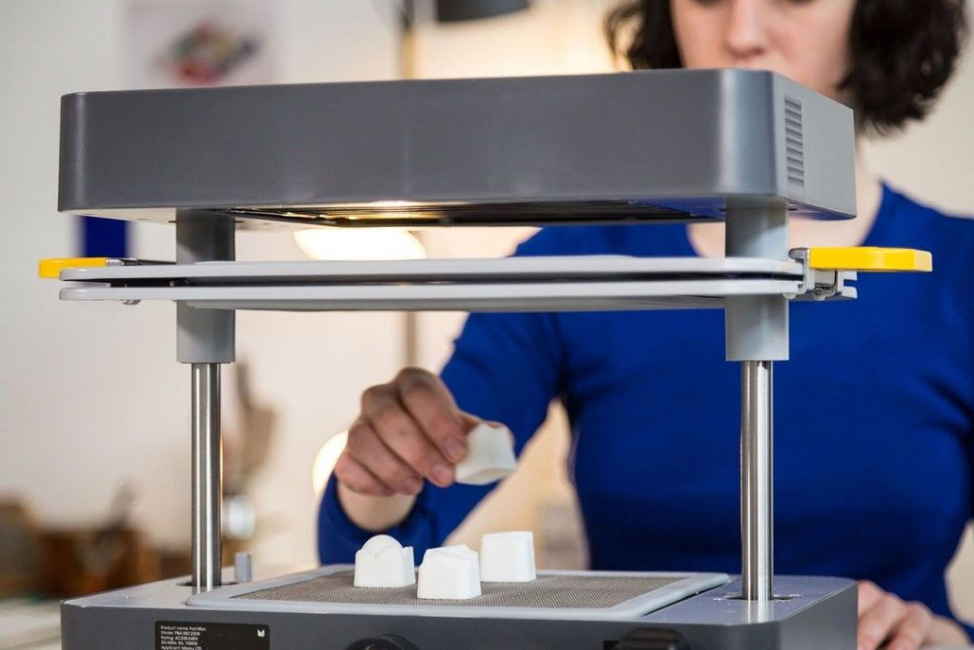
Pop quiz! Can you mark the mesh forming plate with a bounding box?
[238,571,684,610]
[187,568,731,620]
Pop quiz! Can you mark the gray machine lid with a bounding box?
[58,69,855,229]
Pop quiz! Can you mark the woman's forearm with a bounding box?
[337,481,418,532]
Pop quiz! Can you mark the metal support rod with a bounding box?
[177,209,235,594]
[724,200,787,603]
[192,362,222,593]
[740,360,774,602]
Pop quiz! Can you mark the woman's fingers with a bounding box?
[394,368,469,464]
[858,580,885,615]
[462,411,487,429]
[344,419,423,495]
[858,591,909,650]
[358,371,470,490]
[886,603,933,650]
[338,369,488,497]
[856,581,940,650]
[374,398,455,488]
[362,379,457,488]
[333,453,394,497]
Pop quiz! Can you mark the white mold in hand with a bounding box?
[454,422,517,485]
[417,545,482,600]
[480,531,537,583]
[353,535,416,588]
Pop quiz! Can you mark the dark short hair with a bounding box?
[606,0,969,134]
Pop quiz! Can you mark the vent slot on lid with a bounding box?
[784,96,805,187]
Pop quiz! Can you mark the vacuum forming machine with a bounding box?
[44,69,933,649]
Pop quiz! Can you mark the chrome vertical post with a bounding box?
[740,360,774,601]
[191,362,222,593]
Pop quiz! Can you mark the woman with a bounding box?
[319,1,972,647]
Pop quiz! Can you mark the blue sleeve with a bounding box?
[318,229,571,564]
[961,236,974,642]
[966,376,974,641]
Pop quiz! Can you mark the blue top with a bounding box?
[319,183,974,635]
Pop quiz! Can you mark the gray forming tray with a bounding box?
[187,566,731,621]
[58,69,855,226]
[59,278,807,312]
[58,255,804,284]
[56,255,839,311]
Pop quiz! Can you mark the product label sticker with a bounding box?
[156,621,269,650]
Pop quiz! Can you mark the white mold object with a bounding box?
[353,535,416,588]
[416,545,482,600]
[454,422,517,485]
[480,531,537,583]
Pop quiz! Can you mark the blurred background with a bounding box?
[0,0,972,647]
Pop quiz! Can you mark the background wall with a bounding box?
[0,0,402,569]
[0,0,971,623]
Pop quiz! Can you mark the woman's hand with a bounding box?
[336,367,478,497]
[857,581,971,650]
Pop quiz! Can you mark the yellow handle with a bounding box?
[38,257,109,279]
[807,247,932,273]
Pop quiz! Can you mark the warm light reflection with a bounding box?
[312,430,348,497]
[367,200,420,208]
[294,228,426,260]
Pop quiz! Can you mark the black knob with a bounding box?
[346,635,419,650]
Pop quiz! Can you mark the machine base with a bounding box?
[61,570,856,649]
